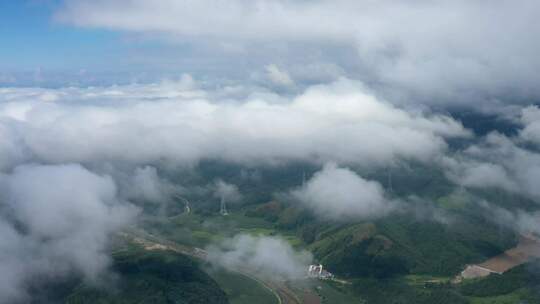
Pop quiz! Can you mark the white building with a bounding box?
[308,264,334,279]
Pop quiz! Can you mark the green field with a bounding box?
[143,210,304,249]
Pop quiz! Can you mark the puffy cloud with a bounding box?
[206,234,312,280]
[479,201,540,236]
[265,64,294,87]
[0,78,468,168]
[213,180,242,203]
[123,166,175,203]
[520,106,540,145]
[0,122,25,171]
[442,158,518,192]
[0,164,137,303]
[468,134,540,201]
[444,132,540,201]
[292,163,393,219]
[56,0,540,104]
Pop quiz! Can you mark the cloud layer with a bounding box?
[0,78,467,170]
[57,0,540,104]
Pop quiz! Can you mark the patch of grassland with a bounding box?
[405,274,451,287]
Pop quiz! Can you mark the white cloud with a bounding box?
[0,164,137,303]
[0,78,468,169]
[124,166,174,203]
[206,234,312,280]
[520,106,540,145]
[265,64,294,87]
[479,201,540,235]
[444,132,540,201]
[213,180,242,203]
[442,158,518,192]
[292,163,393,219]
[56,0,540,104]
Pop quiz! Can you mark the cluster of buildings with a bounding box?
[308,264,334,279]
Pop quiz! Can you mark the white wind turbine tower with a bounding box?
[220,195,228,216]
[387,167,393,193]
[214,180,240,216]
[174,194,191,214]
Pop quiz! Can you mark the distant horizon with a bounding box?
[1,2,540,304]
[0,1,539,109]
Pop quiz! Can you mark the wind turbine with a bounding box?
[387,167,393,193]
[220,195,229,216]
[174,194,191,214]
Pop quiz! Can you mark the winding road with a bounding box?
[123,229,319,304]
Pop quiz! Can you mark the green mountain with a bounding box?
[51,248,229,304]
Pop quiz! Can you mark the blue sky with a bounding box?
[0,1,134,87]
[0,1,249,86]
[0,1,120,69]
[0,1,149,86]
